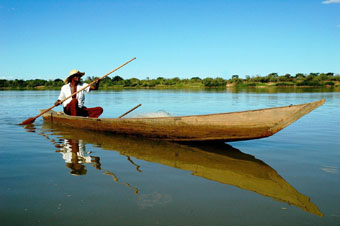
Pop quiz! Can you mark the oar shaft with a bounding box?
[118,104,142,118]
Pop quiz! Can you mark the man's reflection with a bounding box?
[55,138,139,194]
[57,139,101,176]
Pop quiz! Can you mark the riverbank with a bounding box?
[1,82,340,91]
[1,72,340,90]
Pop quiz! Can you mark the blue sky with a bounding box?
[1,0,339,80]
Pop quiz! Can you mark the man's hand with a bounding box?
[90,78,100,90]
[55,100,62,106]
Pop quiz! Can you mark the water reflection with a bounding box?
[25,124,139,193]
[34,123,323,216]
[58,139,101,175]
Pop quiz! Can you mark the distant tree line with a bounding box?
[1,72,339,89]
[0,78,64,89]
[229,72,340,87]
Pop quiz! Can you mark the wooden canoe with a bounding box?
[39,123,323,216]
[41,99,325,142]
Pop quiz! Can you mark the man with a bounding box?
[55,69,103,118]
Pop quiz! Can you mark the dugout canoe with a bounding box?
[38,123,323,216]
[41,99,325,142]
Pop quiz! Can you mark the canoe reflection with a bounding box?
[40,122,323,216]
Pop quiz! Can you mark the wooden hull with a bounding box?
[41,99,325,142]
[40,124,323,216]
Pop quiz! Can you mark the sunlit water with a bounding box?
[0,89,339,226]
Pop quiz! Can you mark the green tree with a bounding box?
[126,78,141,87]
[190,77,201,82]
[215,77,226,86]
[0,79,8,87]
[112,75,124,85]
[99,77,113,87]
[156,77,165,85]
[202,78,216,87]
[267,73,278,82]
[53,79,64,86]
[13,79,26,88]
[295,73,305,79]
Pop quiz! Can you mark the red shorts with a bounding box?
[64,99,103,118]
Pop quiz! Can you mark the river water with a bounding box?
[0,89,339,226]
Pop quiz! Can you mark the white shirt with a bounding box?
[58,82,90,108]
[61,140,92,164]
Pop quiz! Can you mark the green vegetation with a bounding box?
[0,79,64,89]
[1,72,340,90]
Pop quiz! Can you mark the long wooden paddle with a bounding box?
[19,57,136,125]
[118,104,142,118]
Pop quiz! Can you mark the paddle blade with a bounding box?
[19,117,36,125]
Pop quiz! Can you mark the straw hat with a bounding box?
[64,69,85,84]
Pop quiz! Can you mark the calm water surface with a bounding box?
[0,89,339,226]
